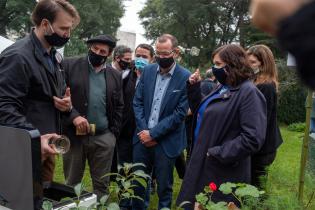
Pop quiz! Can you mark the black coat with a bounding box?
[0,31,65,134]
[119,69,137,139]
[177,80,267,209]
[256,82,282,154]
[62,57,124,138]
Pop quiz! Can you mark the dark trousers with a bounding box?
[117,136,133,165]
[117,137,133,210]
[132,142,176,210]
[251,152,277,189]
[63,131,116,199]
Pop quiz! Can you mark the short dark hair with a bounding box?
[113,45,132,59]
[212,44,252,86]
[156,34,178,48]
[135,44,155,58]
[31,0,80,27]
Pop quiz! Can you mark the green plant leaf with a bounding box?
[195,192,208,206]
[209,201,227,210]
[60,197,73,202]
[126,188,134,195]
[234,184,262,198]
[42,200,53,210]
[219,182,236,195]
[78,206,88,210]
[74,183,84,197]
[130,163,146,168]
[107,202,120,210]
[122,180,131,189]
[160,208,170,210]
[133,170,151,179]
[122,192,131,199]
[134,177,147,188]
[100,194,109,205]
[117,164,123,172]
[129,195,144,201]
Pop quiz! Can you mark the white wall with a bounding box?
[0,36,14,53]
[116,30,136,52]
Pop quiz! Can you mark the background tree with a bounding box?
[0,0,35,37]
[139,0,282,68]
[64,0,124,56]
[0,0,124,56]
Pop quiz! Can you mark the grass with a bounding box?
[53,127,315,209]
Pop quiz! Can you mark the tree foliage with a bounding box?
[139,0,281,67]
[63,0,124,56]
[0,0,124,56]
[0,0,35,37]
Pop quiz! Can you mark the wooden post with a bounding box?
[298,89,313,202]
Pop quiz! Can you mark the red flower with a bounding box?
[209,182,217,191]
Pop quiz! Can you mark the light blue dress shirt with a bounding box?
[148,64,176,129]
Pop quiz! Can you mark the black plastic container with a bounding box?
[43,182,93,209]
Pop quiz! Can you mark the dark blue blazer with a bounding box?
[133,63,191,158]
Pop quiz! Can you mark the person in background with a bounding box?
[0,0,79,184]
[111,45,133,178]
[62,35,124,199]
[115,44,154,210]
[200,68,217,95]
[134,43,155,86]
[133,34,191,210]
[247,44,283,188]
[250,0,315,90]
[177,44,267,209]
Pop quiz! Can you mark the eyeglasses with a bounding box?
[155,50,174,57]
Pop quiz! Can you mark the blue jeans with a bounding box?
[132,142,176,210]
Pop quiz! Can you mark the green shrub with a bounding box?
[287,122,306,132]
[277,59,307,124]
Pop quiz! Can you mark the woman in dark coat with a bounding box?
[177,44,267,209]
[247,45,283,188]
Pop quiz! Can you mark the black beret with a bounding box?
[87,35,117,48]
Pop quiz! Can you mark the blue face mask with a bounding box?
[135,57,149,72]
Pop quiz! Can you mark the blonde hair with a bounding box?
[247,44,279,90]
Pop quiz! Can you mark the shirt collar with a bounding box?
[31,29,56,57]
[157,62,176,76]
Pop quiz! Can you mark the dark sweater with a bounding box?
[256,82,283,155]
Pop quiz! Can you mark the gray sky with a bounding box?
[119,0,150,46]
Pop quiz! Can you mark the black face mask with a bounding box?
[44,33,69,47]
[156,56,174,69]
[118,59,131,70]
[44,23,70,47]
[212,66,228,85]
[88,50,107,67]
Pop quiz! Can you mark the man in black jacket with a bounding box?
[112,44,154,168]
[62,35,124,199]
[112,44,154,210]
[0,0,80,182]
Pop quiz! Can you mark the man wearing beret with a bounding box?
[62,34,124,199]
